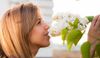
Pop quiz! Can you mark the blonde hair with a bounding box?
[0,3,39,58]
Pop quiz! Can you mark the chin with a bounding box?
[40,42,50,47]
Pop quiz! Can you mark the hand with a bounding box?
[88,15,100,58]
[88,15,100,44]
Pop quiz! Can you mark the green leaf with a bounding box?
[73,30,83,45]
[86,16,94,22]
[67,41,73,51]
[67,29,82,46]
[95,43,100,57]
[73,18,79,29]
[61,28,68,44]
[68,22,73,26]
[81,41,91,58]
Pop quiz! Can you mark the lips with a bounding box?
[44,32,50,39]
[44,32,49,36]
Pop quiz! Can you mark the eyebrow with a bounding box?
[37,17,42,20]
[35,17,41,23]
[35,17,42,24]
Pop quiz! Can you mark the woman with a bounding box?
[0,3,50,58]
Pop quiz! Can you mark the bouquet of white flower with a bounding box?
[49,12,94,50]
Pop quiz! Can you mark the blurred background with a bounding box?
[0,0,100,58]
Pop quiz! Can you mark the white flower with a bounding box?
[49,19,68,36]
[79,17,89,26]
[50,12,89,36]
[78,24,86,31]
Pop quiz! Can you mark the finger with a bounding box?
[90,42,96,58]
[90,15,99,28]
[95,15,100,29]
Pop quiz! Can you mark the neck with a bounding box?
[30,45,40,56]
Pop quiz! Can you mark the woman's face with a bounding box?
[29,15,50,48]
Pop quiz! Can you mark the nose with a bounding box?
[43,23,49,30]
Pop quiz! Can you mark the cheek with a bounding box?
[29,28,44,43]
[29,27,50,47]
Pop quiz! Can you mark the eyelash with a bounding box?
[37,20,41,25]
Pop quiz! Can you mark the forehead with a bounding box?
[37,11,42,18]
[36,12,43,20]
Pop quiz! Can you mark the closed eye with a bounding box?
[36,18,42,25]
[37,20,41,24]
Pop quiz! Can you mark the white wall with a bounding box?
[53,0,100,17]
[0,0,10,17]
